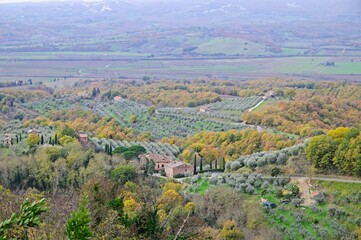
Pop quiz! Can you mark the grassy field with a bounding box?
[0,53,360,84]
[195,38,268,55]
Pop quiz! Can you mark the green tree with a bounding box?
[66,195,93,240]
[111,164,137,184]
[148,106,156,115]
[26,133,40,148]
[271,167,282,177]
[0,198,47,239]
[199,157,203,172]
[218,219,244,240]
[306,135,337,170]
[62,125,77,138]
[146,160,155,175]
[109,145,113,156]
[130,115,137,124]
[54,133,58,145]
[113,146,128,155]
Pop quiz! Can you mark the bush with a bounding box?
[230,161,241,171]
[261,181,270,189]
[174,173,185,178]
[266,153,277,164]
[314,192,327,204]
[225,161,233,171]
[245,159,257,168]
[209,176,218,185]
[257,157,267,167]
[203,172,211,178]
[246,185,255,194]
[277,152,288,164]
[111,164,137,184]
[291,198,304,207]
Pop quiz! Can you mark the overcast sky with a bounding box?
[0,0,103,3]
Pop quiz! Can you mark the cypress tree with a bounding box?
[105,144,109,154]
[193,155,197,174]
[49,137,51,144]
[19,134,22,142]
[40,135,44,145]
[16,135,18,144]
[210,160,212,170]
[109,145,113,155]
[200,157,203,172]
[54,134,58,145]
[215,158,218,170]
[222,157,226,172]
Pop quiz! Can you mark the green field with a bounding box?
[195,38,268,55]
[0,53,360,84]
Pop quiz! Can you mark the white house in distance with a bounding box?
[113,96,123,102]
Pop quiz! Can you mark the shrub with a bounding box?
[291,198,304,207]
[257,157,267,167]
[266,153,277,164]
[203,172,211,178]
[225,161,233,171]
[246,185,255,194]
[277,152,288,164]
[246,159,257,168]
[209,176,218,185]
[111,164,137,184]
[174,173,185,178]
[261,181,270,189]
[230,161,241,171]
[314,192,327,204]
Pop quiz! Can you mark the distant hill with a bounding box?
[0,0,360,52]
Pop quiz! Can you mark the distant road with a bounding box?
[291,176,361,184]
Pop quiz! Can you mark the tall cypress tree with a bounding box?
[40,135,44,145]
[193,155,197,174]
[54,134,58,145]
[109,145,113,156]
[222,157,226,172]
[215,158,218,170]
[200,157,203,172]
[210,160,212,170]
[105,144,109,154]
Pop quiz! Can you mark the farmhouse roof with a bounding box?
[114,96,123,102]
[79,134,88,138]
[27,129,41,134]
[165,162,192,169]
[140,153,173,163]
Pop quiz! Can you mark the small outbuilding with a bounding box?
[113,96,123,102]
[164,162,193,178]
[27,129,41,135]
[3,137,12,146]
[263,201,276,209]
[79,134,88,144]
